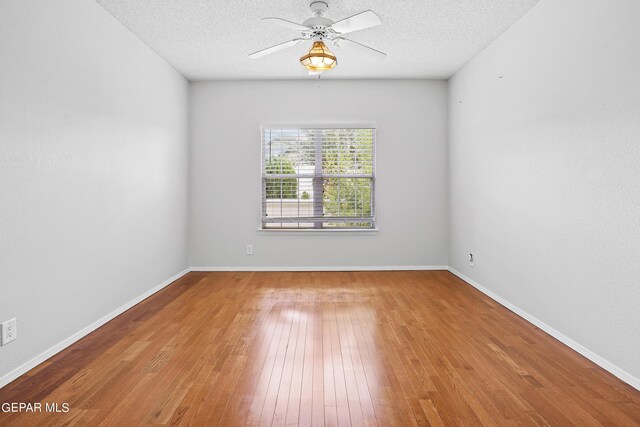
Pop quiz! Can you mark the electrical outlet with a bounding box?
[468,253,475,267]
[246,244,254,255]
[1,318,17,345]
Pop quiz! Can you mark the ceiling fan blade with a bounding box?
[262,17,309,31]
[249,39,304,59]
[335,37,387,59]
[330,10,381,35]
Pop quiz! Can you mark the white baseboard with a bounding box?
[0,268,190,389]
[448,267,640,391]
[189,265,449,272]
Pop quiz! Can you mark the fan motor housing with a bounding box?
[302,17,333,28]
[302,17,335,40]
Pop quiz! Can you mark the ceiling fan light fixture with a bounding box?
[299,41,337,72]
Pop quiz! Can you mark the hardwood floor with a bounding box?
[0,271,639,426]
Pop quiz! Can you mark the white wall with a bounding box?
[449,0,640,383]
[0,0,189,383]
[189,80,448,268]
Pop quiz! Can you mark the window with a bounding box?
[261,127,376,230]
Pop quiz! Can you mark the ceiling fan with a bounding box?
[249,1,386,75]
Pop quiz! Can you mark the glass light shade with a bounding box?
[299,41,337,72]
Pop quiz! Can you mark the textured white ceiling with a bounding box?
[95,0,540,80]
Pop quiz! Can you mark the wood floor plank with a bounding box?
[1,271,639,427]
[311,305,326,427]
[298,305,316,427]
[283,298,308,427]
[329,298,355,427]
[272,296,303,427]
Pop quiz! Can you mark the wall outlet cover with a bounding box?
[1,318,17,345]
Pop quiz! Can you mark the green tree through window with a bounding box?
[265,156,298,199]
[322,129,373,222]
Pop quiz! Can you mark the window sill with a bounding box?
[257,228,379,234]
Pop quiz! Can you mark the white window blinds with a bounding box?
[261,127,376,230]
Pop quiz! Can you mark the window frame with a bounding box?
[259,123,378,232]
